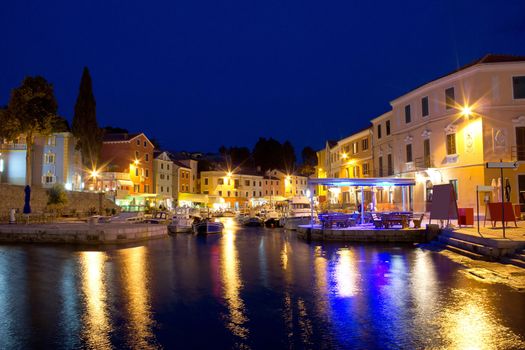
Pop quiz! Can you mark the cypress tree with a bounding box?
[72,67,103,168]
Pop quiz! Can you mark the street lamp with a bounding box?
[461,105,473,119]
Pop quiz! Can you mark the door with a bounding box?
[516,127,525,161]
[425,180,433,212]
[518,175,525,212]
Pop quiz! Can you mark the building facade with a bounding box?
[0,132,83,190]
[99,133,155,207]
[200,170,265,209]
[153,151,173,209]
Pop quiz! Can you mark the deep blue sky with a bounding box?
[1,1,524,155]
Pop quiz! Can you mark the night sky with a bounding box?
[1,0,524,155]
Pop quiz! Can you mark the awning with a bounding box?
[177,192,224,204]
[117,179,133,186]
[308,177,415,187]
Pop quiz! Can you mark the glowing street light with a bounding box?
[134,159,140,165]
[461,105,473,119]
[341,153,348,160]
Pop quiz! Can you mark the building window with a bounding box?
[513,76,525,99]
[445,87,455,109]
[363,162,369,176]
[145,169,149,177]
[245,180,250,186]
[405,105,411,123]
[135,151,139,158]
[43,173,55,184]
[259,191,262,197]
[387,154,393,176]
[235,191,238,197]
[44,152,55,164]
[161,163,164,170]
[377,124,382,139]
[218,191,222,196]
[134,184,140,192]
[136,139,140,146]
[406,144,413,163]
[204,178,208,185]
[227,191,231,197]
[245,192,248,197]
[145,154,149,161]
[160,186,164,192]
[167,164,170,170]
[144,141,147,147]
[259,181,262,186]
[167,186,169,192]
[253,181,256,186]
[362,138,368,150]
[353,142,358,154]
[47,136,56,146]
[386,120,391,135]
[135,168,139,176]
[378,156,383,177]
[446,133,457,155]
[203,190,209,194]
[218,178,224,185]
[235,179,239,187]
[145,185,149,192]
[422,96,429,117]
[167,175,169,180]
[252,191,256,197]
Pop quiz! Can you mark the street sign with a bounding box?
[485,162,519,169]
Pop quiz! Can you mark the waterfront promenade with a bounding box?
[0,222,167,244]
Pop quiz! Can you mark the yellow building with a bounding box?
[200,170,264,209]
[315,128,373,208]
[373,54,525,214]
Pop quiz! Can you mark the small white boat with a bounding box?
[144,211,171,224]
[168,208,195,234]
[193,218,224,235]
[280,196,313,230]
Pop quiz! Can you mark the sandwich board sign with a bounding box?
[429,184,460,227]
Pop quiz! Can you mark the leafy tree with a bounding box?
[282,140,296,172]
[299,146,317,176]
[72,67,103,168]
[3,76,59,185]
[252,137,283,171]
[219,146,252,169]
[103,125,129,133]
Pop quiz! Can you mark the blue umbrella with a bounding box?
[23,185,31,214]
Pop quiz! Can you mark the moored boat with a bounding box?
[168,208,196,234]
[193,218,224,235]
[243,216,263,227]
[280,196,313,230]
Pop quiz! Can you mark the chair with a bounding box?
[412,213,424,228]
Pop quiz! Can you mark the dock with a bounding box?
[0,222,168,244]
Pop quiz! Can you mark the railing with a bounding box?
[0,143,27,150]
[511,145,525,161]
[415,156,434,169]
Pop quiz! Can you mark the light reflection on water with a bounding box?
[0,224,524,349]
[220,228,249,341]
[79,251,112,349]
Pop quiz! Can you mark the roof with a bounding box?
[102,133,141,142]
[308,177,415,187]
[393,54,525,103]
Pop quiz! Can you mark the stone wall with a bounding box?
[0,184,119,216]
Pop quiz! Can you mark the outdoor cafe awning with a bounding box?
[308,177,415,187]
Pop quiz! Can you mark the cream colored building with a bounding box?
[153,151,173,209]
[377,54,525,213]
[315,128,373,207]
[265,169,309,198]
[200,170,264,209]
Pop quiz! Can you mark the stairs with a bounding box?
[502,249,525,269]
[437,234,489,261]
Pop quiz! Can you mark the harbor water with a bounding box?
[0,218,524,349]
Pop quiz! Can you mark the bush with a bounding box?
[46,184,68,215]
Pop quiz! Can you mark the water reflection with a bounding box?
[438,289,525,350]
[118,246,157,349]
[220,228,249,340]
[79,251,111,349]
[335,248,358,297]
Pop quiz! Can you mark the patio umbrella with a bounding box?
[505,178,511,203]
[23,185,31,214]
[490,178,497,202]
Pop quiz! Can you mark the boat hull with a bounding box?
[282,217,311,230]
[168,224,193,234]
[193,221,223,235]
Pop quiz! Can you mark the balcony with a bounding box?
[415,156,434,169]
[0,143,27,150]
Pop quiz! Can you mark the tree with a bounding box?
[72,67,103,168]
[46,183,68,215]
[219,145,252,169]
[103,125,129,134]
[299,146,317,176]
[252,137,283,171]
[4,76,59,185]
[282,140,296,172]
[301,146,317,166]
